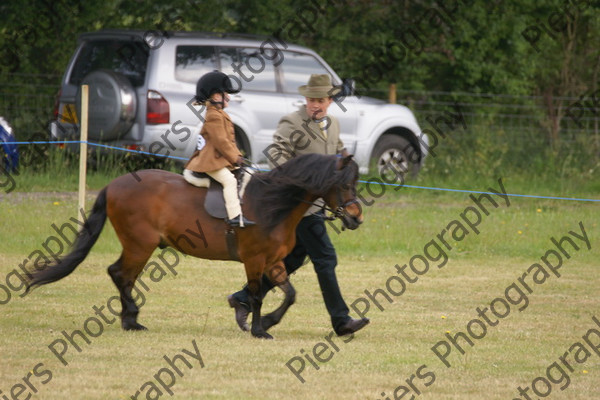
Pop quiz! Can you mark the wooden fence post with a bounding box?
[389,83,397,104]
[78,85,88,219]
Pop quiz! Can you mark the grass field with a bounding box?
[0,175,599,399]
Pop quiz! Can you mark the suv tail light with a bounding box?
[53,89,61,119]
[52,89,77,124]
[146,90,170,124]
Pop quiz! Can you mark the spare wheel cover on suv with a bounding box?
[76,70,137,140]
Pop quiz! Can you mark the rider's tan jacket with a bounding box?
[185,105,241,173]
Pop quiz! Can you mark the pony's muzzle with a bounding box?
[341,203,363,230]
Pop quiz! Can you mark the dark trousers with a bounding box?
[232,213,350,330]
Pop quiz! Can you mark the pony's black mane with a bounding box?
[245,153,358,233]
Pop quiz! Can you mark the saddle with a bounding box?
[183,169,249,262]
[183,169,247,219]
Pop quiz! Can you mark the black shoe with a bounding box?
[335,318,370,336]
[227,295,250,332]
[227,215,256,227]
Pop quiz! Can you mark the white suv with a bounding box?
[51,30,428,178]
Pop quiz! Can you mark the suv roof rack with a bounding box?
[80,29,280,42]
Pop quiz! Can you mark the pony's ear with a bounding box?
[340,154,354,168]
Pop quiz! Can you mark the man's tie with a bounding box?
[318,119,328,140]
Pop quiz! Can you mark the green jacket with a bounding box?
[266,106,345,168]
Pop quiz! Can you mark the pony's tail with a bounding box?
[27,187,108,290]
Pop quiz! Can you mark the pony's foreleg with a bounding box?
[245,260,273,339]
[108,256,148,331]
[261,263,296,332]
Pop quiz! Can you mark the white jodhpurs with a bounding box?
[206,167,241,219]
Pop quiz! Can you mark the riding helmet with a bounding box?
[194,71,240,103]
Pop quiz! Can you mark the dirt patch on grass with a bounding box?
[0,191,100,204]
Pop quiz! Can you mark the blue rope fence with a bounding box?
[10,140,600,203]
[367,181,600,203]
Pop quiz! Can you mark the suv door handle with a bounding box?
[230,95,244,103]
[292,100,304,107]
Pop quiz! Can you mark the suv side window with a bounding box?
[280,52,331,94]
[69,39,149,87]
[219,47,277,92]
[175,46,218,83]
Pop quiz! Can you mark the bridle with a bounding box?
[299,183,361,222]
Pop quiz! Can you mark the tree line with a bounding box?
[0,0,598,148]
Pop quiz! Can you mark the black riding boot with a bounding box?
[227,214,255,227]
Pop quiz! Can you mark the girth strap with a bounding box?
[225,228,240,262]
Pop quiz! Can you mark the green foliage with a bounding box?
[2,0,598,92]
[416,124,600,199]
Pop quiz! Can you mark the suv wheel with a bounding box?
[372,135,420,183]
[76,70,137,140]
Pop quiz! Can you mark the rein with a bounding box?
[240,163,268,184]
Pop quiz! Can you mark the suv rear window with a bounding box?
[69,39,149,87]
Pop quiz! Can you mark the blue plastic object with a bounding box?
[0,117,19,172]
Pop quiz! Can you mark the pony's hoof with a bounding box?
[260,315,278,331]
[252,331,273,339]
[123,321,148,331]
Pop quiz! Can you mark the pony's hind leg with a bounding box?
[107,248,154,331]
[260,281,296,332]
[260,263,296,332]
